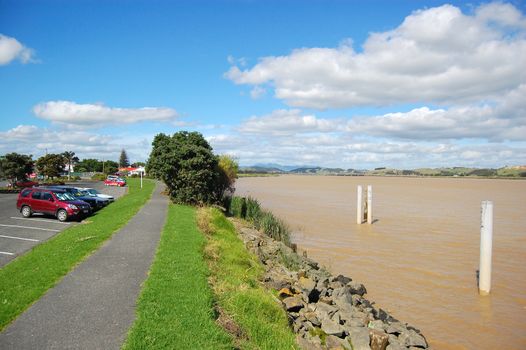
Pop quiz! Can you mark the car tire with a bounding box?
[57,209,68,222]
[21,205,32,218]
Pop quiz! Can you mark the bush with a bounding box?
[227,196,291,246]
[91,173,106,181]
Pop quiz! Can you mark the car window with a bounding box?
[21,189,32,197]
[31,191,42,200]
[54,192,68,201]
[42,192,53,201]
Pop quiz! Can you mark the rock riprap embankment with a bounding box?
[234,221,429,350]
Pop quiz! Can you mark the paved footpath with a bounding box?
[0,182,169,349]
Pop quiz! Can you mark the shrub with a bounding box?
[245,197,261,222]
[229,196,246,218]
[91,173,106,181]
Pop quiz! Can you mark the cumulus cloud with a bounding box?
[33,101,178,127]
[225,3,526,109]
[0,34,35,65]
[238,109,341,136]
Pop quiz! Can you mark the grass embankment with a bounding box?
[0,178,155,330]
[124,204,297,349]
[123,204,233,349]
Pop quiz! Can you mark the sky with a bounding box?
[1,0,525,169]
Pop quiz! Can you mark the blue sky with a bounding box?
[1,0,525,168]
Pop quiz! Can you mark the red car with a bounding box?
[8,180,38,188]
[104,177,126,187]
[16,188,91,222]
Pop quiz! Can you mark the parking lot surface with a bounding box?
[0,181,126,267]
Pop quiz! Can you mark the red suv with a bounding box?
[16,188,92,222]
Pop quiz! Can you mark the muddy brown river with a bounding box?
[235,175,526,350]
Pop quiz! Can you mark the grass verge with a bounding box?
[200,207,298,350]
[122,204,233,349]
[0,178,155,330]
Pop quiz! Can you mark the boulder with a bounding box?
[321,317,347,338]
[296,334,324,350]
[399,330,428,348]
[348,327,372,350]
[282,296,304,312]
[326,335,351,350]
[333,274,352,285]
[332,286,353,307]
[385,322,407,335]
[304,311,321,327]
[368,319,386,331]
[278,287,294,299]
[348,281,367,296]
[315,302,339,319]
[369,329,389,350]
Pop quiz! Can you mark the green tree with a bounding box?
[216,154,239,197]
[119,149,130,168]
[76,158,103,172]
[62,151,79,180]
[103,160,119,175]
[0,153,34,186]
[36,153,65,179]
[131,161,145,167]
[147,131,222,205]
[146,133,172,179]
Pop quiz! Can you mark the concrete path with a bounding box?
[0,182,169,350]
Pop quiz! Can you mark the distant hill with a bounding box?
[238,164,526,178]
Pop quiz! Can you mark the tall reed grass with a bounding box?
[227,196,291,246]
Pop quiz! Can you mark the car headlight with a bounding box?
[68,204,78,210]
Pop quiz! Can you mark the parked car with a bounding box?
[40,186,109,211]
[104,177,126,187]
[77,188,115,202]
[8,180,38,188]
[17,188,91,222]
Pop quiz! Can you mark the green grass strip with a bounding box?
[123,204,233,350]
[0,178,155,330]
[205,208,298,350]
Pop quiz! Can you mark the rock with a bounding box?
[348,281,367,296]
[305,311,321,327]
[372,308,392,322]
[333,274,352,285]
[368,319,386,331]
[278,287,294,299]
[399,330,428,348]
[299,276,321,303]
[385,322,407,335]
[326,335,351,350]
[282,296,304,312]
[386,334,405,350]
[369,329,389,350]
[333,286,353,307]
[348,327,372,350]
[315,302,339,319]
[329,280,344,290]
[296,334,324,350]
[321,317,346,338]
[319,296,333,304]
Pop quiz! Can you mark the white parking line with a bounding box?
[0,234,40,242]
[0,224,60,232]
[0,251,14,256]
[10,217,71,225]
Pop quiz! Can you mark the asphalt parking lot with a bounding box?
[0,181,127,267]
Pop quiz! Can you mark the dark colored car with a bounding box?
[16,188,91,222]
[40,186,109,211]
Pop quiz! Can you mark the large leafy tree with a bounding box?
[75,158,103,172]
[0,153,34,186]
[216,154,239,197]
[147,131,228,205]
[36,153,65,179]
[103,160,119,175]
[62,151,79,180]
[119,149,130,168]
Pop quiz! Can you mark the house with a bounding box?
[118,166,146,176]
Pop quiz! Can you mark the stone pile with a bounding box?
[235,222,429,350]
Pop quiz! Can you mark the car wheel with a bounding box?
[57,209,68,222]
[21,205,32,218]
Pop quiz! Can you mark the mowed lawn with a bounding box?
[0,178,155,330]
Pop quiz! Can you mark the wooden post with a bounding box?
[357,185,363,224]
[479,201,493,295]
[140,170,143,189]
[367,185,373,224]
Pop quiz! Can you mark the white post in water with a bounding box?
[140,170,143,189]
[479,201,493,295]
[367,185,373,224]
[357,185,363,224]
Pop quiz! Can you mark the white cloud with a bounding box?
[33,101,178,127]
[0,34,35,65]
[238,109,341,136]
[226,3,526,109]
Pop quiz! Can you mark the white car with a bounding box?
[78,188,115,202]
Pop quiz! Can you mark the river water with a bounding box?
[235,175,526,350]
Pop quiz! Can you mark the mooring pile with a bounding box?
[234,221,429,350]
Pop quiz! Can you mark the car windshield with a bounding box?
[86,189,99,195]
[54,192,76,201]
[79,190,92,196]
